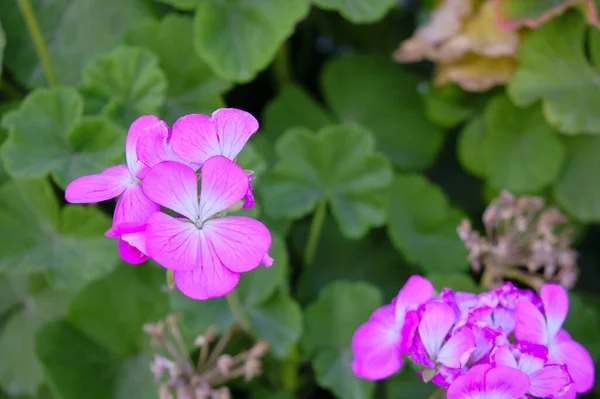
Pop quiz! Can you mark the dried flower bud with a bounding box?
[249,341,270,358]
[217,355,233,375]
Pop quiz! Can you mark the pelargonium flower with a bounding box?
[351,275,434,380]
[515,283,595,394]
[142,156,272,300]
[446,364,530,399]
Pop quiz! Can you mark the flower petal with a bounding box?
[65,165,130,203]
[484,366,530,399]
[419,301,456,360]
[171,113,220,165]
[518,352,545,376]
[136,120,174,168]
[127,115,160,175]
[142,161,199,220]
[118,239,148,264]
[550,339,595,393]
[467,323,501,364]
[173,233,241,300]
[202,216,271,273]
[490,345,518,369]
[146,212,199,271]
[351,304,403,380]
[211,108,259,160]
[529,364,572,398]
[540,283,569,341]
[447,363,490,399]
[437,327,476,368]
[113,183,160,225]
[515,300,547,345]
[198,155,248,220]
[395,275,435,320]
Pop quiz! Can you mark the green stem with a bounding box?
[281,344,300,393]
[304,201,327,266]
[272,43,291,89]
[226,290,251,331]
[18,0,58,87]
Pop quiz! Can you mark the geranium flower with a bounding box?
[447,364,530,399]
[142,156,272,300]
[351,275,434,380]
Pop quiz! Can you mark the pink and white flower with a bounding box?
[447,364,530,399]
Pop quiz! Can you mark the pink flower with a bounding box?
[410,301,476,369]
[447,364,530,399]
[65,116,161,262]
[515,283,595,394]
[351,275,434,380]
[136,119,200,170]
[141,156,272,300]
[491,343,572,398]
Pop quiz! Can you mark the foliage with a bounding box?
[0,1,600,398]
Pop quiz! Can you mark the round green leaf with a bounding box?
[0,0,153,87]
[321,54,444,170]
[125,15,231,124]
[193,0,311,82]
[553,135,600,221]
[80,46,167,126]
[387,174,468,273]
[421,83,474,129]
[302,281,382,399]
[0,179,118,292]
[508,12,600,134]
[261,124,393,239]
[313,0,397,23]
[483,96,564,194]
[457,114,487,178]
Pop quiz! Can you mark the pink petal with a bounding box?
[65,165,130,203]
[447,363,490,399]
[549,339,595,393]
[437,327,476,368]
[492,307,516,335]
[146,212,199,271]
[171,114,220,165]
[127,115,160,176]
[399,309,420,353]
[198,155,248,220]
[518,352,545,375]
[211,108,259,160]
[455,292,478,314]
[121,230,147,256]
[490,345,518,369]
[202,216,271,273]
[515,300,548,345]
[173,235,241,300]
[419,301,456,361]
[142,161,199,220]
[529,365,572,398]
[484,366,530,399]
[351,304,403,380]
[136,121,175,168]
[540,283,569,340]
[554,385,577,399]
[113,183,160,225]
[118,239,148,264]
[394,275,434,321]
[467,323,502,364]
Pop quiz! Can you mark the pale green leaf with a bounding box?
[313,0,397,23]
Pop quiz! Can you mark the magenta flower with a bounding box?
[447,364,530,399]
[491,343,572,398]
[515,283,595,394]
[65,116,161,262]
[142,156,272,300]
[410,301,476,369]
[351,275,434,380]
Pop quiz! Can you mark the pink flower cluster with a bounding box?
[65,109,273,300]
[352,276,595,399]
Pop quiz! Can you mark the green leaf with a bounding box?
[426,273,479,293]
[0,275,28,317]
[261,124,393,239]
[457,115,487,178]
[0,0,152,87]
[302,281,382,399]
[113,353,159,399]
[0,21,5,77]
[387,174,468,273]
[385,366,437,399]
[1,88,125,188]
[125,15,231,124]
[564,292,600,360]
[483,96,564,194]
[421,83,474,128]
[321,54,444,170]
[313,0,397,23]
[154,0,198,9]
[80,46,167,126]
[508,12,600,134]
[0,290,67,397]
[0,179,118,291]
[68,263,169,357]
[496,0,576,28]
[553,135,600,221]
[193,0,311,82]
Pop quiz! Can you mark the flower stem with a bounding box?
[18,0,58,87]
[272,42,291,89]
[304,201,327,266]
[226,290,251,331]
